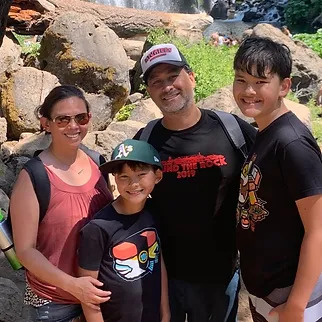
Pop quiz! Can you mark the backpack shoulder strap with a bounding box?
[80,144,110,186]
[209,110,248,216]
[211,110,247,158]
[139,119,161,142]
[80,144,102,165]
[23,156,50,223]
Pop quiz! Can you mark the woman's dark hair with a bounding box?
[35,85,90,120]
[233,36,292,80]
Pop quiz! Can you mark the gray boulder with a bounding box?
[0,35,22,76]
[246,23,322,103]
[38,11,130,119]
[197,86,312,129]
[0,277,24,322]
[0,67,60,139]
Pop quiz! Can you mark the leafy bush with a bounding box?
[116,104,136,121]
[307,99,322,145]
[12,32,41,57]
[293,29,322,58]
[285,0,322,32]
[147,28,237,102]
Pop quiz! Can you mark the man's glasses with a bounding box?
[51,113,91,128]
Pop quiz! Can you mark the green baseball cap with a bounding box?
[100,139,162,174]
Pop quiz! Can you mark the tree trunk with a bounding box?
[0,0,13,47]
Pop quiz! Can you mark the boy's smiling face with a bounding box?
[233,69,290,129]
[115,164,162,206]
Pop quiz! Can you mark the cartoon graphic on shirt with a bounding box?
[111,228,160,281]
[237,154,269,231]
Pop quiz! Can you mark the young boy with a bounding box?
[233,37,322,322]
[78,139,170,322]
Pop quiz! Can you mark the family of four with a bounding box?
[9,36,322,322]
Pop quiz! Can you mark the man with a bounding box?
[134,43,256,322]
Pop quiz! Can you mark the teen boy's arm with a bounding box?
[270,194,322,322]
[78,267,105,322]
[160,254,171,322]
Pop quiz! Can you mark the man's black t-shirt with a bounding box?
[78,203,161,322]
[236,112,322,298]
[134,109,256,284]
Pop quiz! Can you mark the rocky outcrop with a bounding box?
[245,23,322,103]
[8,0,54,34]
[197,85,312,129]
[38,11,130,119]
[7,0,213,41]
[0,67,60,139]
[0,35,22,75]
[238,0,288,24]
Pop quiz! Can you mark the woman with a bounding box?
[10,85,113,321]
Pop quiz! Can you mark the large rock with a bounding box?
[245,23,322,103]
[0,159,15,194]
[38,11,130,117]
[0,118,7,145]
[0,67,60,139]
[0,277,24,322]
[197,86,312,129]
[197,86,255,124]
[128,98,163,124]
[0,35,22,76]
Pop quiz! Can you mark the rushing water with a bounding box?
[83,0,211,13]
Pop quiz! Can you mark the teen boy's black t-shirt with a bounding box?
[134,109,256,284]
[78,202,161,322]
[236,112,322,298]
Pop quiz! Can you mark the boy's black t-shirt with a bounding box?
[134,109,257,284]
[236,111,322,298]
[78,202,161,322]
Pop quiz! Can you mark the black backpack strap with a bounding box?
[210,110,248,216]
[139,119,161,142]
[211,110,247,158]
[80,144,110,187]
[23,157,50,223]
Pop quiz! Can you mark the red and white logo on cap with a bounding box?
[141,43,183,76]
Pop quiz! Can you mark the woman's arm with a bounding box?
[78,267,106,322]
[160,254,170,322]
[270,194,322,322]
[10,169,110,309]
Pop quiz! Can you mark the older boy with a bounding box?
[233,37,322,322]
[78,139,170,322]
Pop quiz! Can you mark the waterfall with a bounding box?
[87,0,199,13]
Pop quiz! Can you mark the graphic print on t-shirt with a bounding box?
[111,228,160,281]
[162,153,227,179]
[236,154,269,231]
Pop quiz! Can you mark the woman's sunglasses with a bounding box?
[51,113,91,128]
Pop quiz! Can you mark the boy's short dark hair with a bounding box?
[233,36,292,79]
[111,160,160,175]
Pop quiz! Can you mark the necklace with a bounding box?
[49,149,85,175]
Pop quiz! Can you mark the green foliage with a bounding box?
[293,29,322,58]
[12,32,41,57]
[146,28,237,102]
[307,99,322,145]
[286,91,300,103]
[285,0,322,32]
[115,104,136,121]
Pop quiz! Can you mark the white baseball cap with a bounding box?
[141,43,190,82]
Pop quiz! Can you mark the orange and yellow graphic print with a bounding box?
[236,154,269,232]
